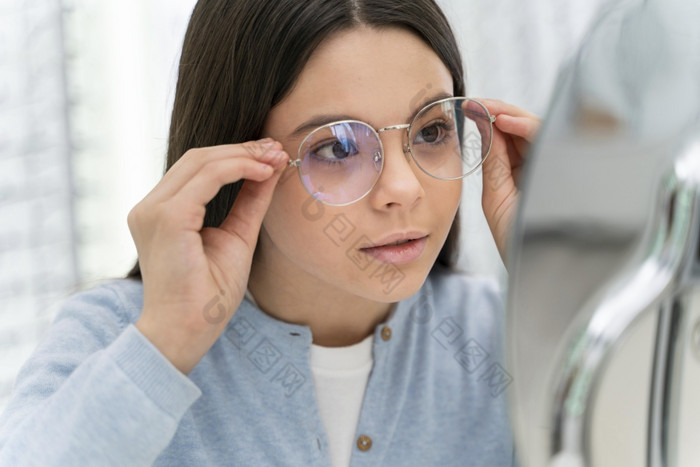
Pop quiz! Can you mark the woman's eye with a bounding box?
[414,122,452,145]
[418,125,440,143]
[313,138,358,160]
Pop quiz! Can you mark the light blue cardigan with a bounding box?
[0,266,516,466]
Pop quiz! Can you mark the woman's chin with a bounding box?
[353,262,432,304]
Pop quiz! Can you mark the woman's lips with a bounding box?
[359,235,428,264]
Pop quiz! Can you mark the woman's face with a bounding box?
[258,26,461,303]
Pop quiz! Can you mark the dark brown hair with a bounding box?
[126,0,464,280]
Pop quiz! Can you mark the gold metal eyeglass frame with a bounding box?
[287,97,496,206]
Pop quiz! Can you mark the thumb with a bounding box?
[494,114,539,142]
[218,162,287,249]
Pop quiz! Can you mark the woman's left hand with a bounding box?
[477,99,541,263]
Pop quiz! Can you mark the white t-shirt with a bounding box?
[244,289,373,467]
[310,334,373,467]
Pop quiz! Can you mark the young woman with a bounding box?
[0,0,539,465]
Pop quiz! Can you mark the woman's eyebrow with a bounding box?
[287,91,454,139]
[288,114,357,139]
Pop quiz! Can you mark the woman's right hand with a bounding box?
[128,139,289,375]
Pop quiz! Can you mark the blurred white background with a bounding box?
[0,0,606,412]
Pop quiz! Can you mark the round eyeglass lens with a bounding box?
[409,98,493,180]
[298,121,383,206]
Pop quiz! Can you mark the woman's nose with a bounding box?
[368,131,425,210]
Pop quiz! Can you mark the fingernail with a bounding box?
[259,139,279,149]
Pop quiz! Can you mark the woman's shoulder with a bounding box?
[426,264,503,310]
[419,264,506,345]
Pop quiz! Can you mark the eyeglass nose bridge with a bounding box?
[376,123,411,155]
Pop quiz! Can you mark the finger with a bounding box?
[475,98,540,120]
[150,140,285,201]
[512,164,524,188]
[173,153,288,212]
[198,168,286,305]
[495,124,528,173]
[511,136,530,160]
[494,117,537,165]
[167,140,283,193]
[494,114,540,142]
[481,127,514,195]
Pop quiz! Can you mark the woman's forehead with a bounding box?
[266,26,454,134]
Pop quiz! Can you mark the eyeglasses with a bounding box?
[287,97,496,206]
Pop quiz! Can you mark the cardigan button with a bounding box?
[381,326,392,341]
[357,435,372,451]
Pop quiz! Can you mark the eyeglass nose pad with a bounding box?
[372,150,383,171]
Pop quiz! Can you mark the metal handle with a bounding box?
[548,142,700,466]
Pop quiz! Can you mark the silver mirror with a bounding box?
[505,0,700,465]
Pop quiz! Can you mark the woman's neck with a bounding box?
[247,252,394,348]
